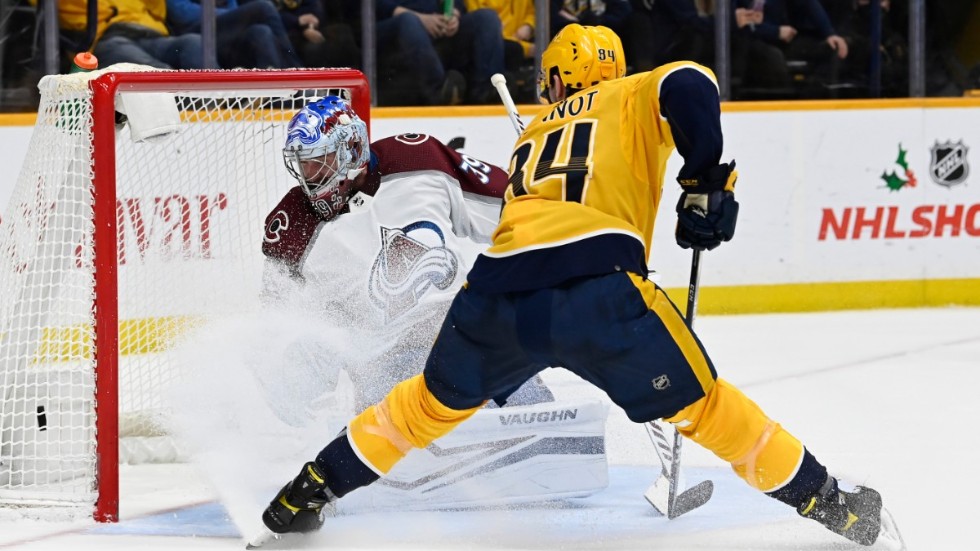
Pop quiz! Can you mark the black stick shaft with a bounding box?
[686,250,702,328]
[668,249,703,510]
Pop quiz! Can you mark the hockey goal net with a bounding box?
[0,66,370,521]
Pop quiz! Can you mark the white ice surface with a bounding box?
[2,306,978,550]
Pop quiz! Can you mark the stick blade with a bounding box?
[667,480,714,519]
[643,474,671,516]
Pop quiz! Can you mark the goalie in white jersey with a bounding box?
[258,96,608,509]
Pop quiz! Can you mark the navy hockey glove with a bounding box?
[675,191,739,251]
[675,161,739,251]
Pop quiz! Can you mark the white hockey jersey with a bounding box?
[261,133,507,408]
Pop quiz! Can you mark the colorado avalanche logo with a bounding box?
[264,210,289,243]
[368,221,458,322]
[285,109,324,146]
[394,133,430,145]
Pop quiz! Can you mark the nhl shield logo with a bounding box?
[929,140,969,187]
[652,375,671,391]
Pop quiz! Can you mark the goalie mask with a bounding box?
[538,24,626,103]
[283,96,370,217]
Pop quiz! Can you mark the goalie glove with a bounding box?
[675,161,739,251]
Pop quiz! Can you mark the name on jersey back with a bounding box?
[542,90,600,123]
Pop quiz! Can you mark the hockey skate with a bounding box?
[798,477,905,549]
[247,462,335,549]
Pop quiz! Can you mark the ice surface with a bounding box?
[2,307,977,550]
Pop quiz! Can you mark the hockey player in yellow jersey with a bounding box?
[255,24,900,549]
[474,25,737,290]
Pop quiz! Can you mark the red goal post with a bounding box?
[0,67,369,522]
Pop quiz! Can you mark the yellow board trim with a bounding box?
[663,278,980,317]
[30,315,201,362]
[0,113,39,126]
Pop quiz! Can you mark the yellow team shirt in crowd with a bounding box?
[58,0,171,42]
[464,0,536,57]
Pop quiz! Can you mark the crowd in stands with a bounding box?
[0,0,978,109]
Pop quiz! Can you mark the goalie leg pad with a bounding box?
[348,373,482,474]
[666,378,805,492]
[341,399,610,511]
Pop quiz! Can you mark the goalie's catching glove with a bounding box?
[675,161,739,251]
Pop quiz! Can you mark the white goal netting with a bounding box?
[0,65,366,517]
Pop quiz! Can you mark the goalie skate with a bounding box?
[341,399,610,511]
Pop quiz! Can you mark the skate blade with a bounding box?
[245,529,305,550]
[873,506,907,551]
[667,480,714,519]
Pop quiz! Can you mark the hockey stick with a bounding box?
[490,73,526,135]
[643,250,714,518]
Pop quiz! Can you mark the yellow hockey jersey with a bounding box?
[467,61,722,293]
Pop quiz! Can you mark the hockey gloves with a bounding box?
[675,161,739,251]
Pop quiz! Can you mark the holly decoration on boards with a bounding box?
[880,143,917,191]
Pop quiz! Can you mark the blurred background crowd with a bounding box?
[0,0,978,111]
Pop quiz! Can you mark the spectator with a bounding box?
[465,0,534,59]
[59,0,204,69]
[375,1,506,106]
[270,0,361,68]
[166,0,302,69]
[733,0,849,96]
[924,0,980,95]
[464,0,536,102]
[626,0,714,73]
[550,0,632,39]
[835,0,980,96]
[729,1,793,96]
[823,0,907,96]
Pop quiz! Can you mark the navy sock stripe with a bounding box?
[315,431,380,498]
[766,448,829,508]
